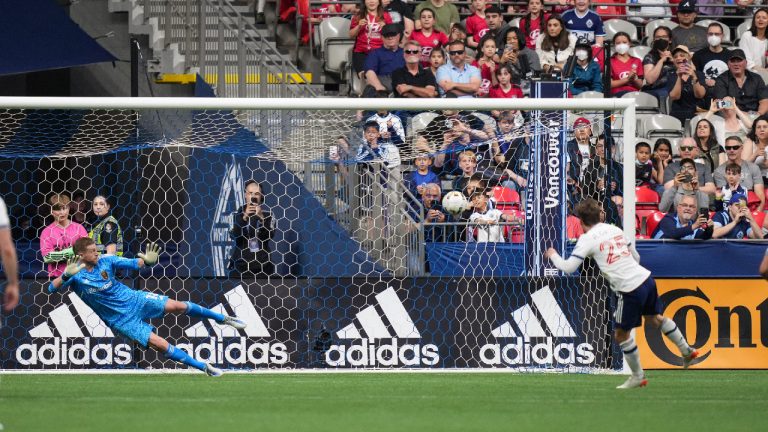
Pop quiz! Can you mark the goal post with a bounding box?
[0,95,636,372]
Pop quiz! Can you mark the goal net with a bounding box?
[0,95,636,372]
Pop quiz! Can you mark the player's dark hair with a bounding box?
[73,236,95,254]
[574,198,601,227]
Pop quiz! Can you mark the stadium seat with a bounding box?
[644,210,666,238]
[501,209,525,243]
[318,17,351,52]
[603,19,638,42]
[574,91,604,99]
[492,186,521,210]
[735,20,751,43]
[755,70,768,86]
[644,19,677,45]
[319,18,353,75]
[636,186,660,209]
[747,191,761,212]
[670,137,682,157]
[752,211,766,229]
[696,19,731,44]
[622,91,659,113]
[642,114,683,139]
[411,111,438,135]
[689,114,725,147]
[629,45,650,61]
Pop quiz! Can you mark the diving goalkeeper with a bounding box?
[48,236,246,376]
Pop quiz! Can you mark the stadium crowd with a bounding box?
[313,0,768,242]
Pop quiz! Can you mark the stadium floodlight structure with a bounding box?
[0,95,636,373]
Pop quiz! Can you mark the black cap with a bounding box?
[486,5,503,15]
[728,48,746,60]
[381,23,401,37]
[677,0,696,13]
[575,37,591,50]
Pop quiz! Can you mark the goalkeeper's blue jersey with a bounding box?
[54,255,143,327]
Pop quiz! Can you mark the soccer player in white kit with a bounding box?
[545,198,699,389]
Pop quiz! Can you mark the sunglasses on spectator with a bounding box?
[725,145,742,150]
[449,50,465,55]
[679,146,694,151]
[405,49,420,54]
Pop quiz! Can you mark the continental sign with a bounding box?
[636,279,768,369]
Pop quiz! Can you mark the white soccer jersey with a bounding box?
[469,209,505,243]
[0,197,9,229]
[564,223,650,293]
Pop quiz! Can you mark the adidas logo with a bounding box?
[16,293,132,366]
[479,286,595,366]
[325,286,439,367]
[177,285,288,365]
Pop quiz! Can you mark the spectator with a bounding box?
[436,40,482,98]
[712,194,763,239]
[429,47,446,77]
[382,0,414,40]
[692,118,725,172]
[417,183,451,242]
[489,64,523,98]
[561,0,605,46]
[483,5,510,49]
[365,103,406,150]
[567,117,593,185]
[467,191,507,242]
[668,45,706,123]
[569,40,604,96]
[642,26,675,101]
[472,35,499,96]
[608,32,641,97]
[349,0,393,78]
[88,195,123,256]
[229,180,275,277]
[536,15,577,73]
[404,153,439,197]
[692,23,729,90]
[392,40,438,100]
[663,137,717,194]
[705,96,753,143]
[492,111,529,193]
[0,196,19,313]
[362,23,405,97]
[738,7,768,73]
[712,49,768,115]
[40,202,88,277]
[635,141,657,187]
[434,122,490,176]
[651,194,714,239]
[652,138,673,186]
[465,0,489,49]
[660,158,710,212]
[519,0,549,50]
[355,121,403,169]
[671,0,708,53]
[414,0,458,34]
[746,115,768,185]
[496,27,540,84]
[626,0,671,24]
[713,136,765,211]
[449,22,468,45]
[714,162,747,212]
[410,8,449,68]
[453,151,486,193]
[423,109,485,149]
[583,134,623,199]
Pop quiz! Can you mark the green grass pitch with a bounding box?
[1,371,766,431]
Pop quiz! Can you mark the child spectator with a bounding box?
[569,40,603,96]
[518,0,549,50]
[472,35,498,97]
[453,150,481,193]
[349,0,393,77]
[467,191,505,242]
[561,0,605,47]
[413,0,459,35]
[404,154,439,197]
[489,64,523,99]
[714,162,747,212]
[410,8,449,68]
[465,0,489,49]
[355,121,402,169]
[429,46,446,76]
[635,141,656,187]
[712,194,764,239]
[365,106,406,147]
[609,32,643,97]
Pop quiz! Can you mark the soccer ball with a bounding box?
[442,191,468,215]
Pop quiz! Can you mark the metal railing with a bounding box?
[140,0,316,98]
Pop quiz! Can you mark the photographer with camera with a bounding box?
[659,158,710,213]
[229,180,275,277]
[652,194,713,240]
[712,194,763,239]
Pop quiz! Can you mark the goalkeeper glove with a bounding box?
[61,256,85,281]
[137,242,162,266]
[61,247,74,259]
[43,251,64,263]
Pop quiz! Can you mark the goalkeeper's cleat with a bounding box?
[616,375,648,389]
[682,348,699,369]
[205,363,223,377]
[223,315,247,330]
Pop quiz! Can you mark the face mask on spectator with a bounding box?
[615,44,630,55]
[652,39,669,52]
[707,35,721,47]
[575,50,589,61]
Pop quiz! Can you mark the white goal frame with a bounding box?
[0,96,637,240]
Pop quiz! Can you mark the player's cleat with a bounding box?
[616,375,648,389]
[205,363,223,377]
[223,315,247,330]
[682,348,699,369]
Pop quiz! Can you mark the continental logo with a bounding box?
[638,279,768,369]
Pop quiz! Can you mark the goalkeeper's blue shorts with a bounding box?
[613,276,663,331]
[111,292,169,348]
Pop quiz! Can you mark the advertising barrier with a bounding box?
[636,279,768,369]
[3,277,616,370]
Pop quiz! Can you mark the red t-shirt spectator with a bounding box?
[489,84,523,98]
[518,13,549,50]
[472,60,496,95]
[351,12,393,53]
[410,29,449,67]
[466,14,489,44]
[611,55,644,95]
